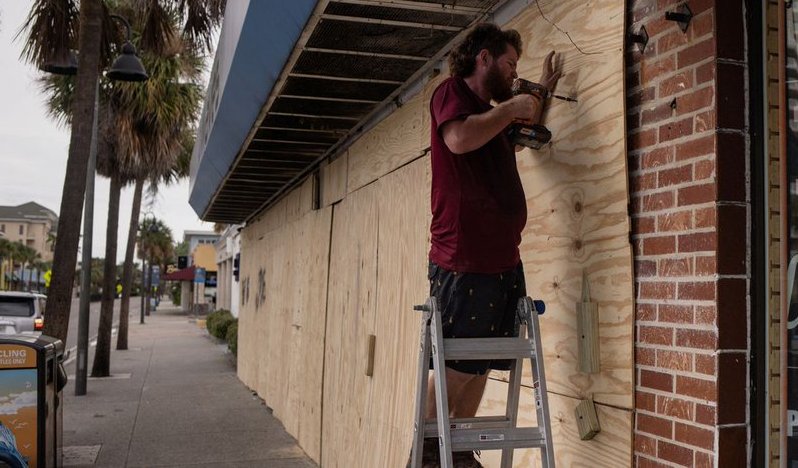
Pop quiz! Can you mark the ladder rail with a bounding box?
[429,297,455,467]
[501,349,525,468]
[409,300,432,468]
[411,295,555,468]
[524,297,556,467]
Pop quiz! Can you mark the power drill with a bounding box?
[507,78,552,150]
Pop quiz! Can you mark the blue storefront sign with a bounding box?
[194,268,206,284]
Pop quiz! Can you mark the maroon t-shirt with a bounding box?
[429,76,527,273]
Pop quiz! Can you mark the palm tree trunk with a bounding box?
[42,0,104,343]
[91,175,121,377]
[117,177,144,350]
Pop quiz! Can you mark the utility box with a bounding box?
[0,335,66,468]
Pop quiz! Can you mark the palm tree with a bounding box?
[136,216,174,316]
[19,0,224,343]
[19,0,112,341]
[0,239,13,290]
[14,244,40,292]
[118,130,194,350]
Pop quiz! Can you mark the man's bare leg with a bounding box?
[426,368,489,418]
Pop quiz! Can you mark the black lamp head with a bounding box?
[107,42,148,82]
[41,49,79,76]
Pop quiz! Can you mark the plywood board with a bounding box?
[236,1,631,465]
[503,0,633,408]
[285,176,316,223]
[321,184,379,467]
[359,158,433,467]
[236,229,258,390]
[321,153,348,207]
[282,208,331,461]
[237,204,332,464]
[346,94,427,194]
[254,194,287,235]
[477,379,632,467]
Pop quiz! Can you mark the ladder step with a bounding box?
[449,427,547,452]
[441,337,536,360]
[423,416,511,437]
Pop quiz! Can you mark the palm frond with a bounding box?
[177,0,225,53]
[37,73,75,128]
[140,0,176,55]
[17,0,79,69]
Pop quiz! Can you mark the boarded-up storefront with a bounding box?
[191,0,769,466]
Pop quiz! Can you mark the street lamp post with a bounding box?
[43,14,148,397]
[139,211,156,325]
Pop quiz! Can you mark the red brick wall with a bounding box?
[627,0,749,466]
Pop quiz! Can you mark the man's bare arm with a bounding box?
[441,94,540,154]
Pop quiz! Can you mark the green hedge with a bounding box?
[206,309,238,356]
[206,309,234,340]
[226,320,238,355]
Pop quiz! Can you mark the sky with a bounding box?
[0,2,215,262]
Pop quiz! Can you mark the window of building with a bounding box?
[0,224,4,232]
[19,225,23,235]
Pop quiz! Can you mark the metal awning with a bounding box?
[191,0,516,223]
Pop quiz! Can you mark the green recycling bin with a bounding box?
[0,335,66,468]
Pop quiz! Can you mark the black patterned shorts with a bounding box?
[427,261,527,375]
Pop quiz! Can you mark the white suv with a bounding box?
[0,292,46,334]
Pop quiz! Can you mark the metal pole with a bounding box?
[145,263,152,316]
[75,83,99,396]
[140,257,146,324]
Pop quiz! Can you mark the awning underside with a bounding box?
[204,0,505,223]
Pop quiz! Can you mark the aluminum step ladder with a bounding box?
[409,296,555,468]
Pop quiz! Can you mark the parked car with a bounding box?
[0,292,46,334]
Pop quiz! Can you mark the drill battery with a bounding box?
[508,123,552,150]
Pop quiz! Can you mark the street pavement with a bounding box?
[63,297,124,354]
[60,300,317,467]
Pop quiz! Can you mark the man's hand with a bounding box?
[539,51,562,96]
[503,94,541,122]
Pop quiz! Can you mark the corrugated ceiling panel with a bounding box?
[324,2,475,27]
[293,51,421,81]
[307,20,454,58]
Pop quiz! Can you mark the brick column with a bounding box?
[626,0,749,466]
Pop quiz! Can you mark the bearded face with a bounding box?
[486,61,514,102]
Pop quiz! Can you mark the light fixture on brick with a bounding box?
[665,2,693,33]
[629,25,649,53]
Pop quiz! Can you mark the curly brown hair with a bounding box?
[448,23,522,78]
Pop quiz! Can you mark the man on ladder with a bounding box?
[416,23,560,467]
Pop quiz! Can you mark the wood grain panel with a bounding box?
[321,184,379,467]
[237,206,332,464]
[284,176,314,223]
[237,0,630,464]
[283,208,331,461]
[321,153,348,207]
[359,158,433,467]
[236,228,258,390]
[505,0,632,408]
[346,95,427,193]
[477,379,632,467]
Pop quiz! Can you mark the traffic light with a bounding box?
[233,253,240,282]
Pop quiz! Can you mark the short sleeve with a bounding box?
[431,78,480,136]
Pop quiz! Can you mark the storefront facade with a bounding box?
[189,0,794,465]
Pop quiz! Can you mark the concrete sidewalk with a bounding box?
[61,301,317,467]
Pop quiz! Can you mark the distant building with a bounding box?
[215,225,241,317]
[183,230,220,310]
[183,230,220,265]
[0,202,58,262]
